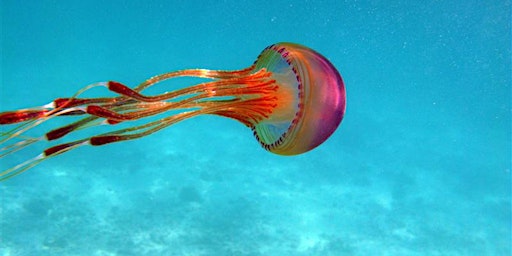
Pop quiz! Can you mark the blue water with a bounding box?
[1,1,510,255]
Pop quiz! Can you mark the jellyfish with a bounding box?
[0,43,346,180]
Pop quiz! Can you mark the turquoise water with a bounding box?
[1,0,510,255]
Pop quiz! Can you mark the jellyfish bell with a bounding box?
[251,43,346,155]
[0,42,346,180]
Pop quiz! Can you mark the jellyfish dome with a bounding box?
[251,43,346,155]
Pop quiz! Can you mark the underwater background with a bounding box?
[1,0,510,255]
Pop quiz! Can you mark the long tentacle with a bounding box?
[0,66,278,180]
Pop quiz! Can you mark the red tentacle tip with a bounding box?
[44,141,83,156]
[108,81,146,100]
[108,81,130,94]
[54,98,90,108]
[90,135,123,146]
[86,105,116,119]
[46,125,76,141]
[0,110,49,124]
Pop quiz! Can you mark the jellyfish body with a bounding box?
[251,43,345,155]
[0,42,345,180]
